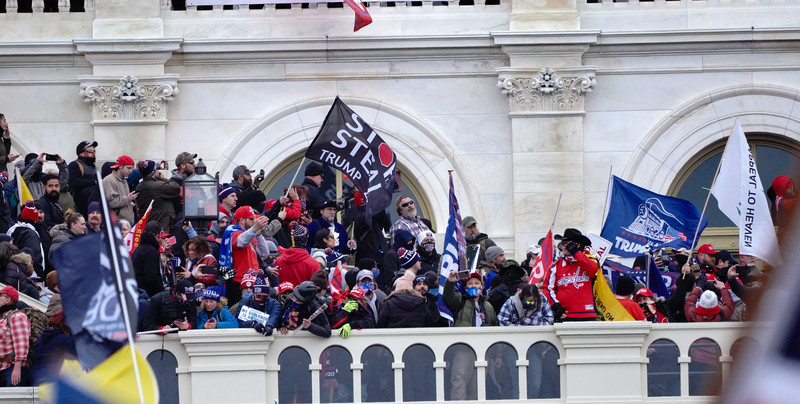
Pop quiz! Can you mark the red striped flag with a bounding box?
[528,229,554,285]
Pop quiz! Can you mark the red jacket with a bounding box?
[684,287,734,322]
[274,248,320,287]
[543,251,599,319]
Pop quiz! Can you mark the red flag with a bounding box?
[329,262,345,301]
[342,0,372,31]
[124,201,153,256]
[528,229,554,285]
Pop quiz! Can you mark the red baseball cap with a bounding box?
[697,244,717,255]
[634,288,654,300]
[277,282,295,294]
[110,155,134,169]
[234,206,256,221]
[0,285,19,303]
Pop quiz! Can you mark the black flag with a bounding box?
[306,97,396,225]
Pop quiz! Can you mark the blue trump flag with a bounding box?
[437,171,467,325]
[603,259,677,299]
[601,176,707,258]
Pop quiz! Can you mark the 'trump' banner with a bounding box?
[306,97,396,226]
[711,121,781,266]
[601,176,707,257]
[437,171,466,325]
[603,260,677,299]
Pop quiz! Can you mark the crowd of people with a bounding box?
[0,111,785,389]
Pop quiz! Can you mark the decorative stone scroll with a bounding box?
[497,67,596,115]
[79,74,179,124]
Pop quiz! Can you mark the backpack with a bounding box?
[4,307,48,362]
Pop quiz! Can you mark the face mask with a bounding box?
[241,292,253,301]
[359,283,375,293]
[466,287,482,297]
[254,295,267,305]
[422,242,435,253]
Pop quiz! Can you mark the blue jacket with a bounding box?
[197,307,239,329]
[306,216,353,254]
[234,295,281,329]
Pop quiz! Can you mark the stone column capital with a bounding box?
[497,66,597,116]
[78,74,180,125]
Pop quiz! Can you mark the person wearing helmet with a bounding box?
[278,281,331,338]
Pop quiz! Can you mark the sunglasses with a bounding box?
[401,201,414,208]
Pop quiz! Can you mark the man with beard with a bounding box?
[85,202,103,233]
[389,195,431,245]
[67,140,98,217]
[22,153,68,202]
[36,174,63,232]
[169,152,196,187]
[230,164,266,211]
[306,200,356,254]
[462,216,496,268]
[102,155,137,223]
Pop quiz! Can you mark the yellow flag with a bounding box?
[16,168,33,204]
[593,271,635,321]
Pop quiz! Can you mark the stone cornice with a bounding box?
[74,38,184,67]
[78,74,179,126]
[497,66,597,116]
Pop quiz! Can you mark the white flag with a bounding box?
[710,121,781,266]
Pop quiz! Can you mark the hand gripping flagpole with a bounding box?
[96,172,146,404]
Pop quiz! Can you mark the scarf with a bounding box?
[218,224,244,269]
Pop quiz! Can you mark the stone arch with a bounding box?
[213,96,479,230]
[624,84,800,193]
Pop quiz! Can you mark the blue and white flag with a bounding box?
[437,171,466,325]
[601,176,707,257]
[603,260,676,299]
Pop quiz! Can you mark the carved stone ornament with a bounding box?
[79,75,179,124]
[497,67,596,115]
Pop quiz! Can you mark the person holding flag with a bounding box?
[542,228,599,321]
[443,270,498,327]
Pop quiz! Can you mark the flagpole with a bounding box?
[285,157,306,198]
[690,151,725,252]
[601,167,613,225]
[95,172,146,404]
[551,193,562,230]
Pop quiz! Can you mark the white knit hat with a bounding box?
[697,290,719,310]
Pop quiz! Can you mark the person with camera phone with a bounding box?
[541,228,599,322]
[24,152,67,209]
[135,160,182,231]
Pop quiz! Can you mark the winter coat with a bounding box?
[542,252,599,319]
[36,194,63,233]
[443,280,498,327]
[234,295,281,329]
[377,289,433,328]
[8,223,44,277]
[4,253,38,299]
[135,175,181,231]
[274,248,320,287]
[498,292,554,326]
[142,290,197,331]
[132,232,164,298]
[49,225,80,257]
[67,156,97,217]
[684,288,735,322]
[301,178,325,219]
[197,307,239,329]
[102,172,135,224]
[30,328,76,385]
[416,248,441,277]
[352,209,391,266]
[466,232,496,268]
[279,295,331,338]
[306,216,353,255]
[331,298,375,331]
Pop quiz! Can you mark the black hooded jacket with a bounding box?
[133,232,163,298]
[377,289,433,328]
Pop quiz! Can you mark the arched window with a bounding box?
[444,343,477,401]
[259,152,436,229]
[485,342,518,400]
[146,350,179,404]
[688,338,721,396]
[319,346,353,403]
[669,133,800,248]
[526,342,560,399]
[361,345,394,403]
[402,344,436,402]
[646,339,680,397]
[279,347,312,404]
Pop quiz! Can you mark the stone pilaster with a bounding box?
[493,31,598,254]
[75,39,182,162]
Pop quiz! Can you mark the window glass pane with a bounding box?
[444,343,477,401]
[279,347,312,404]
[675,153,732,227]
[689,338,721,396]
[647,339,680,397]
[361,345,394,402]
[146,350,179,404]
[526,342,560,399]
[485,343,518,400]
[755,145,800,189]
[402,344,436,402]
[320,346,354,403]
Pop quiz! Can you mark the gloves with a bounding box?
[253,322,266,334]
[220,266,236,281]
[551,303,566,321]
[263,325,274,336]
[342,300,358,313]
[565,242,581,256]
[338,323,351,339]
